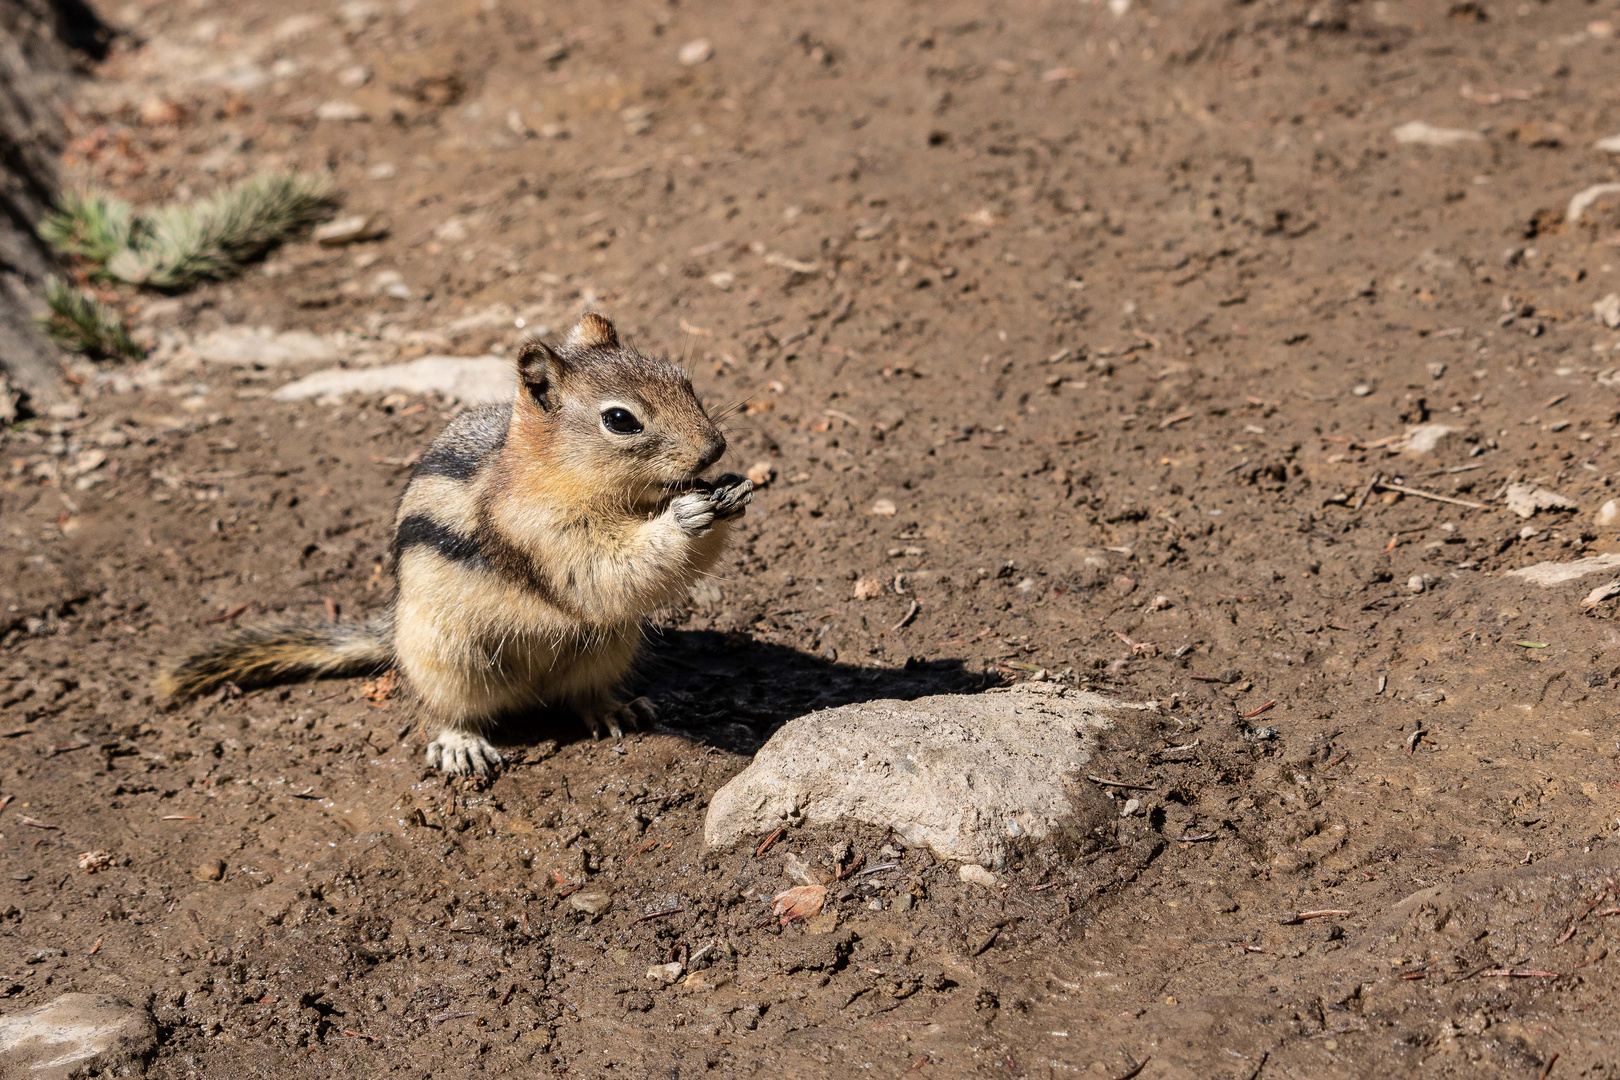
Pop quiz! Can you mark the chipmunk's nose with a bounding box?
[695,433,725,472]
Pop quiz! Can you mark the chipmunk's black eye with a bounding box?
[601,407,643,435]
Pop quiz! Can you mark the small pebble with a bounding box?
[745,460,776,487]
[1352,384,1372,396]
[569,891,612,916]
[194,859,225,882]
[958,864,997,887]
[678,38,714,65]
[646,962,684,986]
[1597,500,1620,527]
[1407,575,1426,594]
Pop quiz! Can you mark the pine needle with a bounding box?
[37,276,144,361]
[107,171,335,290]
[40,171,336,292]
[39,191,134,266]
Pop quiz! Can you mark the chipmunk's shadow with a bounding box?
[631,629,983,755]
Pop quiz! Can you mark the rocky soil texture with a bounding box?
[4,0,1620,1077]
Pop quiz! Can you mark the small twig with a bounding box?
[892,599,919,631]
[1477,968,1560,978]
[1352,474,1381,511]
[1405,727,1426,756]
[203,601,252,625]
[1375,481,1487,510]
[1325,750,1349,768]
[632,907,685,924]
[858,863,899,876]
[498,984,516,1007]
[1540,1051,1560,1080]
[1110,1056,1151,1080]
[87,936,102,955]
[342,1029,378,1041]
[1241,700,1276,719]
[1178,833,1218,843]
[1277,909,1352,925]
[17,816,57,829]
[755,827,785,857]
[1159,411,1194,429]
[1086,775,1156,791]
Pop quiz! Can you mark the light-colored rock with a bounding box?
[1505,552,1620,586]
[274,356,513,404]
[1392,121,1484,147]
[1407,574,1426,594]
[678,38,714,65]
[646,962,684,986]
[1505,483,1577,519]
[314,100,368,122]
[702,685,1141,867]
[1598,135,1620,154]
[0,994,156,1079]
[1598,500,1620,527]
[313,213,390,246]
[1401,422,1456,458]
[569,891,611,916]
[1581,581,1620,608]
[192,326,342,366]
[959,864,997,887]
[1567,182,1620,225]
[1596,293,1620,329]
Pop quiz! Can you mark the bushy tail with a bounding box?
[157,618,393,699]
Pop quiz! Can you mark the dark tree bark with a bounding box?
[0,0,108,405]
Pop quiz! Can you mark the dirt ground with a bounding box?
[5,0,1620,1075]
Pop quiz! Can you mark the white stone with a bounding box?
[702,685,1144,868]
[646,962,684,985]
[313,213,389,245]
[1504,483,1577,519]
[192,326,342,365]
[1401,422,1456,458]
[1392,121,1484,147]
[1598,135,1620,154]
[1595,293,1620,329]
[274,356,513,404]
[1597,500,1620,527]
[314,100,368,122]
[1567,183,1620,225]
[0,994,156,1079]
[1407,575,1426,594]
[1506,552,1620,586]
[959,864,997,887]
[678,38,714,66]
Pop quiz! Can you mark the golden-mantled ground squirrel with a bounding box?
[159,313,751,775]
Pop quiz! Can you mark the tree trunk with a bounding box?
[0,0,108,406]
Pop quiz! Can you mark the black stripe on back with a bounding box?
[412,445,481,481]
[394,514,485,565]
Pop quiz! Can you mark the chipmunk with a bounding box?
[159,312,751,775]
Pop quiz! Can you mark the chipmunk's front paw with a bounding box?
[671,490,716,535]
[426,731,503,776]
[707,474,753,521]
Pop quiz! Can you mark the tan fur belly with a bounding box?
[393,549,641,726]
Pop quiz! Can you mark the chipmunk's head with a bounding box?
[512,313,726,500]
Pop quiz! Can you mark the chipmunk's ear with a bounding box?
[516,338,567,412]
[565,312,618,350]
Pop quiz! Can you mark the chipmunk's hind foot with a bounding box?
[585,696,657,739]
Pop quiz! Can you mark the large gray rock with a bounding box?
[273,355,512,404]
[0,993,157,1079]
[703,685,1146,867]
